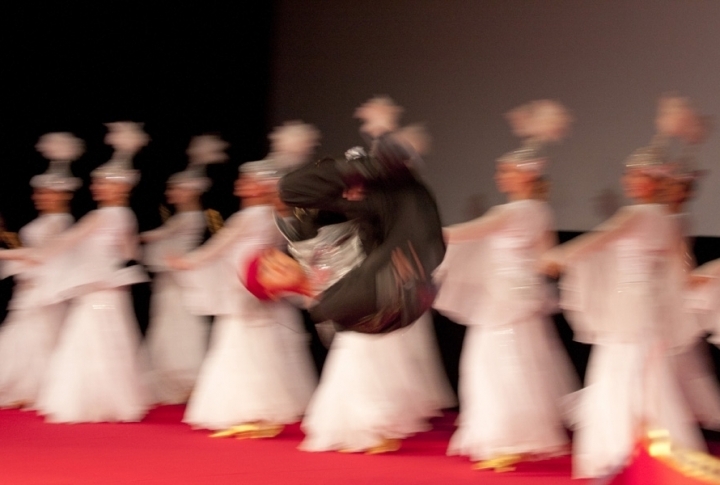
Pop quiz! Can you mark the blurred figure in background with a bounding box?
[541,97,706,478]
[140,135,228,405]
[437,100,577,471]
[25,122,152,423]
[659,98,720,431]
[0,133,83,409]
[170,134,317,437]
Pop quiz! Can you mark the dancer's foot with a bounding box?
[249,423,284,439]
[366,438,402,455]
[210,423,259,439]
[473,454,524,472]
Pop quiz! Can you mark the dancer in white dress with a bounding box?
[0,133,82,409]
[21,122,153,423]
[297,104,453,455]
[298,312,454,454]
[541,101,706,478]
[660,100,720,431]
[141,135,228,404]
[437,100,577,470]
[169,157,317,435]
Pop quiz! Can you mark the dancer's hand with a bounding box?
[538,252,563,278]
[0,248,40,265]
[688,273,712,288]
[165,254,191,270]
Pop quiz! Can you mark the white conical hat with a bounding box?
[166,134,230,192]
[499,99,572,174]
[267,121,320,173]
[91,121,149,186]
[30,132,84,191]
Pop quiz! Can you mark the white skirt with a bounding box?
[300,327,435,452]
[0,302,66,408]
[448,316,575,461]
[144,273,210,404]
[34,289,152,423]
[401,313,456,413]
[671,339,720,430]
[183,308,317,430]
[571,340,706,479]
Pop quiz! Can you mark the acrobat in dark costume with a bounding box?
[278,133,446,334]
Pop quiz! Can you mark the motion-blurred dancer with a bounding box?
[270,99,454,453]
[170,158,316,437]
[0,133,83,409]
[24,122,152,423]
[141,135,228,404]
[541,99,705,478]
[658,96,720,431]
[437,100,577,470]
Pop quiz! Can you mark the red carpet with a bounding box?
[1,406,587,485]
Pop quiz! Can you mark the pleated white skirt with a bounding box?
[35,289,152,423]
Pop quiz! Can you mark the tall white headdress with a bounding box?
[659,95,711,182]
[31,132,84,192]
[91,121,150,186]
[498,99,573,174]
[266,121,320,174]
[167,134,229,192]
[626,94,710,178]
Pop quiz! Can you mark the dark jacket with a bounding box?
[279,136,445,333]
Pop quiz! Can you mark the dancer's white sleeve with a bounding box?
[33,212,102,261]
[181,214,247,268]
[140,216,186,243]
[444,206,509,244]
[559,207,642,262]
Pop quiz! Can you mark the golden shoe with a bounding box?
[473,454,523,472]
[366,438,402,455]
[249,423,284,439]
[210,423,260,439]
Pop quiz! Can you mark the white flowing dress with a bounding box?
[557,203,705,479]
[142,211,209,404]
[0,213,73,408]
[299,311,454,452]
[665,212,720,430]
[179,205,317,430]
[33,206,152,423]
[436,199,576,462]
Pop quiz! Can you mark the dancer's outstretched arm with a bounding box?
[443,206,509,244]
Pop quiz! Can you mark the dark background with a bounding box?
[2,3,275,230]
[1,2,719,394]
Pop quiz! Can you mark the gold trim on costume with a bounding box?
[204,209,223,234]
[159,204,171,223]
[647,428,720,484]
[1,232,21,249]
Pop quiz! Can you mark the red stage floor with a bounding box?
[1,406,584,485]
[1,406,717,485]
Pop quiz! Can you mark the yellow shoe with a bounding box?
[249,423,284,439]
[473,454,523,472]
[366,438,402,455]
[210,423,260,439]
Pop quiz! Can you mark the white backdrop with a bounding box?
[270,0,720,235]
